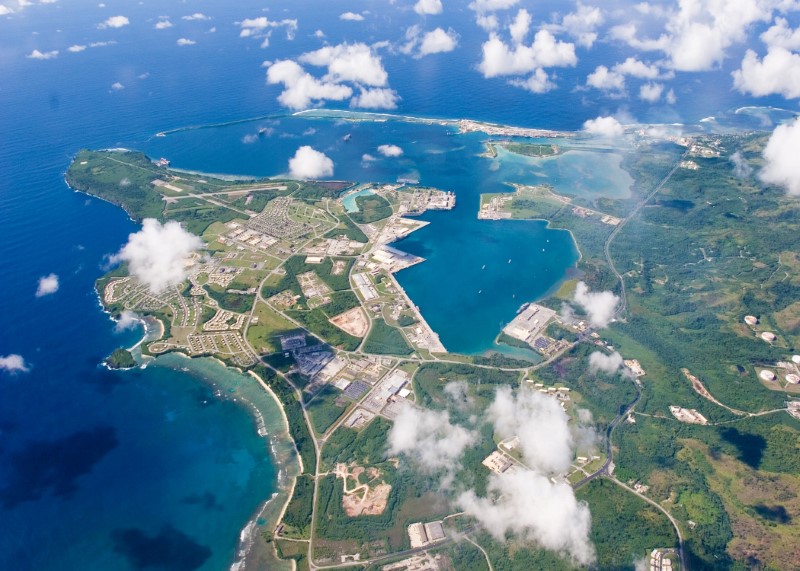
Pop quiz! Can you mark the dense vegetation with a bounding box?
[282,474,314,538]
[349,195,393,224]
[106,348,136,369]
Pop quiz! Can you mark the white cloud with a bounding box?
[110,219,203,294]
[362,153,377,162]
[612,0,782,72]
[176,38,196,46]
[288,146,334,179]
[510,67,556,93]
[613,56,662,79]
[182,13,209,21]
[488,387,576,474]
[377,144,404,157]
[761,17,800,50]
[339,12,364,21]
[387,404,477,471]
[457,469,595,566]
[301,42,388,86]
[111,81,124,90]
[588,350,624,375]
[350,87,400,109]
[478,30,577,78]
[583,115,624,138]
[572,281,619,327]
[457,387,597,565]
[68,44,86,52]
[760,118,800,195]
[470,0,518,12]
[35,273,59,297]
[155,19,173,30]
[114,310,141,332]
[98,15,129,29]
[639,81,664,102]
[238,16,297,40]
[27,49,58,60]
[418,27,458,56]
[0,6,13,16]
[732,47,800,99]
[476,13,499,31]
[586,65,625,92]
[730,151,753,178]
[0,354,30,374]
[267,60,353,109]
[561,3,604,48]
[509,9,531,44]
[414,0,443,15]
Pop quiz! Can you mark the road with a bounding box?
[604,153,687,315]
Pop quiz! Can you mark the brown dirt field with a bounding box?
[342,483,392,517]
[330,307,369,337]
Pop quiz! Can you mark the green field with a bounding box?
[362,319,413,355]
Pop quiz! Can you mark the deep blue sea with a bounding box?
[0,1,796,569]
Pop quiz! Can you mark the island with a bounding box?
[67,122,800,571]
[105,347,136,370]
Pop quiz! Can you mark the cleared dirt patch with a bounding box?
[330,307,369,337]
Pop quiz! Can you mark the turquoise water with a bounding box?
[342,187,375,213]
[494,146,634,200]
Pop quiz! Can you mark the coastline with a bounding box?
[146,354,298,571]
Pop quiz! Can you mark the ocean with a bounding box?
[0,0,794,569]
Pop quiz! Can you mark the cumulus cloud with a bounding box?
[509,67,556,93]
[639,82,664,102]
[387,405,477,471]
[288,146,334,179]
[588,350,624,375]
[761,17,800,50]
[760,118,800,195]
[731,151,753,178]
[36,273,59,297]
[732,47,800,99]
[377,144,404,157]
[27,49,59,60]
[182,13,209,21]
[583,116,624,138]
[586,65,625,93]
[339,12,364,21]
[176,38,196,46]
[457,469,595,566]
[457,387,597,565]
[114,310,141,333]
[111,81,124,90]
[418,27,458,56]
[109,219,203,294]
[560,3,604,48]
[509,8,531,44]
[98,15,129,29]
[267,59,352,110]
[614,56,663,79]
[479,30,577,78]
[350,87,400,109]
[572,281,619,327]
[300,42,388,86]
[611,0,782,72]
[415,0,443,15]
[488,387,576,474]
[155,19,173,30]
[68,44,86,52]
[0,354,30,374]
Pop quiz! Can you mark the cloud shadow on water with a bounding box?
[111,525,212,571]
[0,426,118,509]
